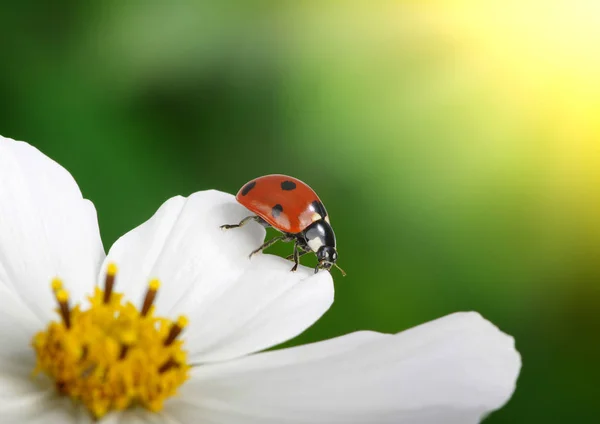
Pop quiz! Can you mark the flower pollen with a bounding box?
[32,263,190,419]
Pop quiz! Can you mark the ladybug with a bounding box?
[221,174,345,275]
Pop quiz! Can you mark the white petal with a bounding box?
[0,295,86,423]
[0,284,43,376]
[103,190,334,362]
[0,136,105,322]
[167,312,520,424]
[0,380,86,424]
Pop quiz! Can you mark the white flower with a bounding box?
[0,135,521,423]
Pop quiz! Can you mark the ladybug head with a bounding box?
[316,246,337,272]
[315,246,346,276]
[317,245,337,264]
[303,220,345,276]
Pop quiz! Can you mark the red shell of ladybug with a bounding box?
[235,174,330,235]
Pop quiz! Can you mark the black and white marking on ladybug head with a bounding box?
[316,246,337,270]
[303,219,337,271]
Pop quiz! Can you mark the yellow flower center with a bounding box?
[31,263,190,419]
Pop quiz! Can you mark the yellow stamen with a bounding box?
[107,262,118,276]
[164,315,189,346]
[103,262,118,304]
[119,331,136,360]
[51,278,63,292]
[32,265,190,419]
[56,288,69,303]
[141,279,160,317]
[55,289,71,329]
[158,354,182,374]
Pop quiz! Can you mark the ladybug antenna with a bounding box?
[333,263,347,277]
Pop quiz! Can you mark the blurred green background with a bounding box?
[1,1,599,422]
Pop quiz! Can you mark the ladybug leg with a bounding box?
[290,243,302,272]
[285,249,308,261]
[287,238,309,271]
[220,215,261,230]
[249,235,293,259]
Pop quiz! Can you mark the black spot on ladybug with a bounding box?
[272,204,283,218]
[241,181,256,196]
[281,180,296,191]
[310,200,327,218]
